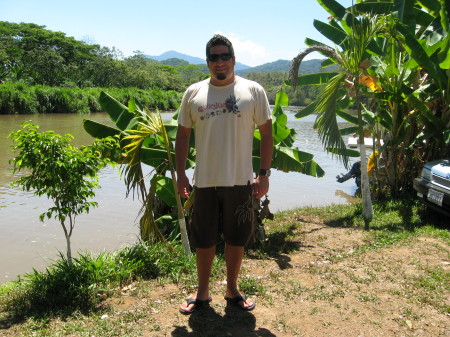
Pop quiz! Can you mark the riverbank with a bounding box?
[1,199,448,337]
[0,83,182,114]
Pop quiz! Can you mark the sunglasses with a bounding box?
[208,53,233,62]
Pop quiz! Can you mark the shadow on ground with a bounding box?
[172,302,277,337]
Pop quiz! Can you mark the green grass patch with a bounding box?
[238,276,266,296]
[261,197,448,260]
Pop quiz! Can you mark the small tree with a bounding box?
[8,122,115,266]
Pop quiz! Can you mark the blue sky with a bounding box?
[1,0,354,67]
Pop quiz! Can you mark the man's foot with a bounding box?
[224,294,255,311]
[179,296,212,315]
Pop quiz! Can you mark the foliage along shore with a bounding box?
[0,82,183,114]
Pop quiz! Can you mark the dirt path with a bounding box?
[103,216,449,337]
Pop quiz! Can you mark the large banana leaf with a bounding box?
[151,174,176,208]
[139,147,195,170]
[318,0,346,20]
[272,113,292,145]
[354,2,393,15]
[396,23,446,86]
[98,91,138,131]
[83,119,122,139]
[271,145,325,177]
[249,86,326,178]
[302,159,326,177]
[313,19,348,47]
[305,38,330,49]
[274,86,289,111]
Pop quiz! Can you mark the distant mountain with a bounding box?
[145,50,205,65]
[144,50,251,71]
[145,50,332,75]
[235,59,332,76]
[236,59,290,76]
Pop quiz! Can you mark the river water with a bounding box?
[0,112,359,283]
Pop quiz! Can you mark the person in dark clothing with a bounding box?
[336,161,361,188]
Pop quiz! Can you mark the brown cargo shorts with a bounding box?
[189,184,255,248]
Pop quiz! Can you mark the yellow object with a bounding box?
[359,75,382,92]
[367,151,378,177]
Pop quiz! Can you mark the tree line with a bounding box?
[0,22,209,90]
[0,21,319,113]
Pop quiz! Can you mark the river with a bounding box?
[0,112,359,283]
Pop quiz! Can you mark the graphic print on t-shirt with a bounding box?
[199,94,241,120]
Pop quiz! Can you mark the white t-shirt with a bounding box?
[178,76,271,188]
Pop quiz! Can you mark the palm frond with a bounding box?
[314,72,349,168]
[121,110,166,199]
[289,45,343,89]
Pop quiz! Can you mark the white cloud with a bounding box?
[216,32,270,66]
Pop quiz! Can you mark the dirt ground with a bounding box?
[103,213,449,337]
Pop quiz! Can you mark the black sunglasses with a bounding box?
[208,53,233,62]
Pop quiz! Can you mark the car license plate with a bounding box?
[427,189,444,206]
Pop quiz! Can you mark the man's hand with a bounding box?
[253,175,269,199]
[175,125,192,199]
[177,174,191,198]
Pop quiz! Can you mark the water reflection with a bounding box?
[0,112,359,282]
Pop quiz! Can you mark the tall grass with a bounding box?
[0,241,199,319]
[0,82,183,114]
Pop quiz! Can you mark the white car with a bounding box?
[413,159,450,217]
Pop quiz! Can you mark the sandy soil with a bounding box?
[103,214,450,337]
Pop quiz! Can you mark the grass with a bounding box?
[0,197,448,336]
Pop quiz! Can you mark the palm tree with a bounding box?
[289,13,388,225]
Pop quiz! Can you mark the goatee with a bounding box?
[216,74,226,80]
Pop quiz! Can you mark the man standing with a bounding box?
[176,34,273,315]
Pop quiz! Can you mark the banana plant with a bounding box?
[83,91,190,251]
[122,108,191,254]
[344,0,450,194]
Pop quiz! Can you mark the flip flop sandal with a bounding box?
[224,294,256,311]
[179,297,212,315]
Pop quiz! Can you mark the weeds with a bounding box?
[239,276,266,296]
